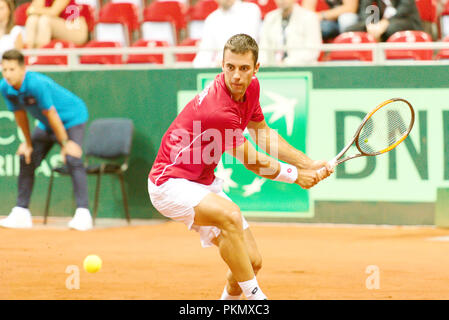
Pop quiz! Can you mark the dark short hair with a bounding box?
[223,34,259,66]
[2,49,25,66]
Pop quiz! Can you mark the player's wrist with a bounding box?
[60,138,69,147]
[273,162,298,184]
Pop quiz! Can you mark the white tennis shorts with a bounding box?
[148,177,249,248]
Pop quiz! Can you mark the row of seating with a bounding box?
[24,30,449,66]
[324,30,449,62]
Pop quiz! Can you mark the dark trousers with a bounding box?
[17,123,89,209]
[345,18,423,42]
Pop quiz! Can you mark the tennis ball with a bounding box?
[364,139,368,143]
[83,254,102,273]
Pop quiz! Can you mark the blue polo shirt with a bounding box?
[0,71,88,131]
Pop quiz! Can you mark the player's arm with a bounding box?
[42,107,82,160]
[247,119,315,169]
[14,110,34,164]
[227,140,321,189]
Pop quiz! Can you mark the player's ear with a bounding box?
[253,62,260,75]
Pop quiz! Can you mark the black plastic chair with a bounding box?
[44,118,134,225]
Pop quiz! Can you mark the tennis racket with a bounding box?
[318,98,415,175]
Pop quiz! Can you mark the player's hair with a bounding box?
[223,34,259,66]
[2,49,25,66]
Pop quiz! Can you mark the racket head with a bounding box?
[355,98,415,156]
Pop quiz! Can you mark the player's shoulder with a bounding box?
[0,78,9,95]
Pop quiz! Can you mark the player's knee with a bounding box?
[221,208,243,233]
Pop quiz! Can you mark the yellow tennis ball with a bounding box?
[83,254,102,273]
[364,139,368,143]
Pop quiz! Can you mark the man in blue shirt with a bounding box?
[0,49,92,231]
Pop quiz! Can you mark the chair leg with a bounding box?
[44,171,55,225]
[92,167,103,226]
[118,171,131,225]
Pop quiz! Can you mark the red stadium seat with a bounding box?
[186,0,218,39]
[95,2,140,46]
[297,0,329,12]
[435,36,449,60]
[415,0,437,23]
[385,30,433,61]
[327,32,376,61]
[143,1,186,33]
[175,38,200,62]
[126,39,169,64]
[14,2,30,26]
[80,41,123,64]
[245,0,276,19]
[28,40,76,65]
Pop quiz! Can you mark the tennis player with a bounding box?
[148,34,333,300]
[0,49,92,231]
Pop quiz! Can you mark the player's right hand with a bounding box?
[16,142,33,165]
[295,169,320,189]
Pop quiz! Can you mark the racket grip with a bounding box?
[317,159,337,175]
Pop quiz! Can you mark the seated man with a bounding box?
[345,0,423,42]
[259,0,322,66]
[0,49,92,230]
[301,0,359,40]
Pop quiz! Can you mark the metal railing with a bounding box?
[19,41,449,71]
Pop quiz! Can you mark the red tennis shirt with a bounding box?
[149,73,265,186]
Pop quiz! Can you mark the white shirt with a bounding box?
[192,0,262,68]
[259,4,322,66]
[0,26,23,57]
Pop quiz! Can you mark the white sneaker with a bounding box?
[68,208,93,231]
[0,207,33,229]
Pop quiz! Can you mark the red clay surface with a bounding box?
[1,221,449,300]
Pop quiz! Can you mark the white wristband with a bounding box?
[273,163,298,184]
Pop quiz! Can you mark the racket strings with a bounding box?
[358,101,412,155]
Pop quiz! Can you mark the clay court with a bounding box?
[1,218,449,300]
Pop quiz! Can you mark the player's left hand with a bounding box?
[308,160,334,180]
[61,140,83,163]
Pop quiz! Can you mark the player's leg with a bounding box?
[0,128,54,228]
[194,194,266,300]
[221,227,262,299]
[65,123,92,231]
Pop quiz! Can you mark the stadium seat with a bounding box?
[297,0,329,11]
[14,2,30,26]
[95,2,140,46]
[80,41,123,64]
[327,32,376,62]
[435,36,449,60]
[141,1,186,45]
[245,0,276,19]
[111,0,144,11]
[186,0,218,39]
[175,38,200,62]
[126,39,169,64]
[415,0,437,23]
[28,40,76,65]
[385,30,434,61]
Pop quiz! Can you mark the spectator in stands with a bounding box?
[301,0,358,40]
[0,0,23,55]
[345,0,423,42]
[193,0,261,68]
[259,0,321,66]
[24,0,88,48]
